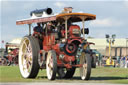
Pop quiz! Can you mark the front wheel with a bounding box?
[80,52,92,80]
[46,50,57,80]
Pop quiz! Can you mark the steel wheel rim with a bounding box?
[46,52,53,79]
[19,38,33,78]
[81,63,87,80]
[80,52,87,80]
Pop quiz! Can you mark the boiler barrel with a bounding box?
[30,8,52,16]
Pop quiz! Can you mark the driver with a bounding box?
[34,23,43,33]
[33,23,43,49]
[47,22,55,33]
[33,23,44,38]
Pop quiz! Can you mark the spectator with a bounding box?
[120,56,126,68]
[125,56,128,68]
[102,56,107,66]
[123,56,126,68]
[120,56,123,68]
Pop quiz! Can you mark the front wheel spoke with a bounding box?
[48,63,52,68]
[83,68,86,76]
[50,60,53,67]
[50,68,53,75]
[83,64,87,68]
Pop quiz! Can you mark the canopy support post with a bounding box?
[65,17,68,39]
[82,17,85,39]
[29,24,31,36]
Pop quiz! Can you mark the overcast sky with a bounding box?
[0,0,128,47]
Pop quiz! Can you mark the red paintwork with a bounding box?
[43,34,55,51]
[69,25,80,38]
[65,43,76,53]
[61,29,65,38]
[32,24,86,68]
[57,63,83,68]
[7,48,19,65]
[67,38,83,44]
[72,64,83,67]
[43,34,55,46]
[63,55,75,63]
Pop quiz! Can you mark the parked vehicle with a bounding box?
[5,43,19,65]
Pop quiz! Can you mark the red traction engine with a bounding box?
[16,8,96,80]
[5,43,19,65]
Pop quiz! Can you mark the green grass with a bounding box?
[0,66,128,84]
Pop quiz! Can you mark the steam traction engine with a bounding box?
[5,43,19,65]
[16,7,96,80]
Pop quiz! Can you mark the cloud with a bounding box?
[1,1,12,11]
[124,0,128,8]
[54,2,66,8]
[89,18,123,27]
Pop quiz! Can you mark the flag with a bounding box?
[2,40,4,43]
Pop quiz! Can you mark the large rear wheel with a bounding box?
[19,36,40,78]
[46,50,57,80]
[80,52,92,80]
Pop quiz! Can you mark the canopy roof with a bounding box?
[56,13,96,22]
[16,13,96,25]
[16,16,56,25]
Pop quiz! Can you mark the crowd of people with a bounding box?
[101,55,128,68]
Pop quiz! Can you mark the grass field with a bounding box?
[0,66,128,84]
